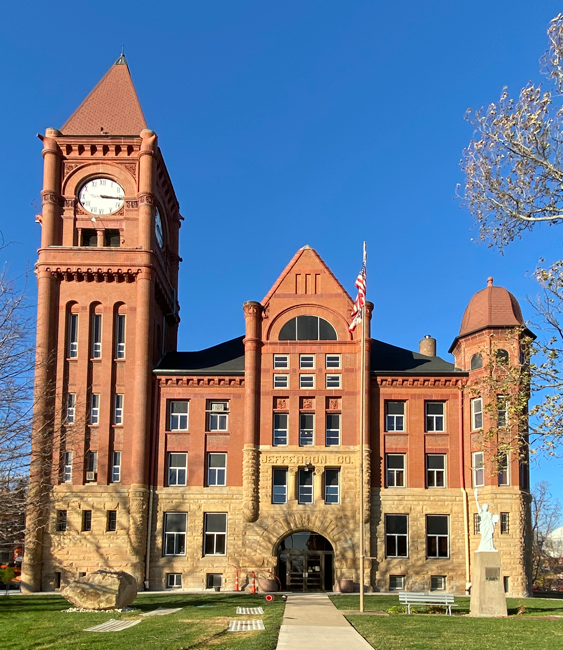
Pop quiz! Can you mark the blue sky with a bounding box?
[1,1,562,493]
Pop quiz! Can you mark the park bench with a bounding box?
[399,591,458,615]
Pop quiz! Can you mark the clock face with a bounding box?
[155,208,164,248]
[78,178,125,215]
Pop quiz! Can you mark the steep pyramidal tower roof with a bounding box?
[61,54,147,135]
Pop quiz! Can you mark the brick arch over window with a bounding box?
[266,305,352,342]
[62,163,137,198]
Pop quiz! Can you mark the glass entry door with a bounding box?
[277,531,334,592]
[286,551,329,591]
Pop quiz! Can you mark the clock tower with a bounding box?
[21,55,182,592]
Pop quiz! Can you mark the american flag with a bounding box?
[349,258,366,332]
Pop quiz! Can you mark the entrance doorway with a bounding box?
[277,531,334,591]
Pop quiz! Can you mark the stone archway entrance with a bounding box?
[276,531,334,592]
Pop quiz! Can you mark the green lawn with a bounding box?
[330,594,563,650]
[0,592,285,650]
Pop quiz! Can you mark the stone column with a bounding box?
[242,301,262,522]
[314,467,324,504]
[39,129,62,249]
[288,467,298,502]
[138,129,157,251]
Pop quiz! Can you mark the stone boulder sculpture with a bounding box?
[61,569,137,610]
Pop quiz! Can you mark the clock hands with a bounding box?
[100,194,123,200]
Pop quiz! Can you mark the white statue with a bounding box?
[475,489,500,552]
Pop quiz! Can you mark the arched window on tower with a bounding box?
[470,353,483,370]
[495,349,509,364]
[279,315,337,341]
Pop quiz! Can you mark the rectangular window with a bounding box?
[298,469,313,504]
[274,354,289,369]
[325,354,341,369]
[54,572,61,589]
[207,453,227,486]
[169,401,189,431]
[164,512,187,556]
[386,454,405,487]
[66,393,76,424]
[386,402,405,432]
[472,451,484,487]
[273,413,288,446]
[90,393,100,425]
[92,313,102,359]
[426,515,449,558]
[324,469,339,504]
[426,454,446,488]
[114,394,124,425]
[206,573,222,589]
[167,573,182,588]
[105,229,120,248]
[498,453,509,486]
[82,510,92,532]
[116,314,126,359]
[204,513,227,556]
[299,413,314,446]
[57,510,67,532]
[497,396,507,427]
[107,510,117,532]
[111,451,121,483]
[299,375,315,389]
[385,514,408,557]
[503,576,510,593]
[272,468,288,504]
[426,402,445,432]
[168,453,187,486]
[68,313,78,358]
[274,374,289,389]
[431,576,446,591]
[207,401,229,431]
[501,512,510,534]
[471,398,483,430]
[63,451,73,483]
[389,575,406,591]
[474,513,481,535]
[325,413,341,446]
[300,354,315,369]
[86,450,98,475]
[326,374,341,389]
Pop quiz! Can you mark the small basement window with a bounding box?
[206,573,222,589]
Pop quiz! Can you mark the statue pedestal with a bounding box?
[470,551,507,617]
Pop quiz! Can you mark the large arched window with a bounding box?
[470,353,483,370]
[279,315,337,341]
[495,349,509,364]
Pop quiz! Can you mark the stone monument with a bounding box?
[61,569,137,610]
[470,489,507,617]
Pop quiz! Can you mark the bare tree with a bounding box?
[531,481,562,589]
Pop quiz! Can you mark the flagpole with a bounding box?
[359,241,366,614]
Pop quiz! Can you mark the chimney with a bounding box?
[419,335,436,357]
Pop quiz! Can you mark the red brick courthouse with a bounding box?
[21,57,532,596]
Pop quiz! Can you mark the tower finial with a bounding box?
[487,276,493,287]
[115,46,127,65]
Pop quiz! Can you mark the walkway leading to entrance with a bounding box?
[276,594,372,650]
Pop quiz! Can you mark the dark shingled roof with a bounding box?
[154,336,466,376]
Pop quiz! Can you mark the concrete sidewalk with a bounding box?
[276,594,373,649]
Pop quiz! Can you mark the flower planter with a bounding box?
[334,579,354,593]
[258,578,278,592]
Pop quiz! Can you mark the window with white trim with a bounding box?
[426,515,449,558]
[272,468,287,504]
[207,401,229,431]
[207,453,226,486]
[389,575,406,591]
[169,401,189,431]
[497,396,507,427]
[274,374,289,389]
[273,413,288,446]
[299,413,314,446]
[63,451,73,483]
[82,510,92,532]
[324,469,339,504]
[111,451,121,483]
[498,452,509,486]
[326,374,341,389]
[325,354,341,369]
[472,451,484,487]
[426,454,446,488]
[325,413,340,446]
[501,512,510,534]
[386,454,405,487]
[90,393,100,425]
[68,313,78,358]
[114,394,124,425]
[300,354,315,369]
[86,450,97,475]
[471,397,483,430]
[274,354,289,369]
[385,402,405,432]
[116,313,126,359]
[92,313,102,359]
[300,375,315,389]
[57,510,67,532]
[66,393,76,424]
[204,513,227,555]
[425,402,445,432]
[164,512,187,555]
[167,573,182,588]
[107,510,117,532]
[431,576,446,591]
[168,453,187,486]
[298,469,313,504]
[385,514,408,557]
